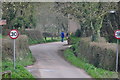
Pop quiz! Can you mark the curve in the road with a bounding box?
[26,41,91,78]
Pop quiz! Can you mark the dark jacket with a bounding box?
[61,32,64,38]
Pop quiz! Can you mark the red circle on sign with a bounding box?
[114,30,120,40]
[9,29,19,39]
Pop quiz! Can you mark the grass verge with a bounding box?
[64,36,118,78]
[2,62,34,78]
[2,52,35,78]
[64,48,118,78]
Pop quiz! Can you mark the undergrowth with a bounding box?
[2,52,35,78]
[64,49,118,78]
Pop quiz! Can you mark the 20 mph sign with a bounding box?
[9,29,19,39]
[114,30,120,39]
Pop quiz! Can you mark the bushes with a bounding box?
[64,37,118,78]
[25,29,45,45]
[64,49,118,78]
[77,37,120,71]
[2,29,11,36]
[2,35,30,61]
[68,37,120,71]
[75,29,81,37]
[2,35,35,63]
[25,29,43,42]
[67,36,80,45]
[2,35,35,78]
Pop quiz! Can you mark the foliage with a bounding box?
[64,48,118,78]
[2,2,36,29]
[75,29,81,37]
[2,52,35,78]
[69,36,80,44]
[29,37,62,45]
[54,2,118,41]
[28,38,44,45]
[2,2,119,42]
[2,62,34,79]
[16,51,35,67]
[64,36,118,78]
[43,37,61,43]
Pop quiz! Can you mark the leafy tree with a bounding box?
[54,2,118,42]
[2,2,36,30]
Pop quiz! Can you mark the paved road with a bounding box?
[26,41,91,78]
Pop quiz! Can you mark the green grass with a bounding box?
[29,37,64,45]
[69,36,80,44]
[16,52,35,67]
[28,38,44,45]
[43,37,62,43]
[2,52,35,78]
[64,46,118,78]
[64,36,118,78]
[2,62,34,79]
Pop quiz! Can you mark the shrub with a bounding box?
[77,37,120,71]
[2,35,30,61]
[24,29,44,45]
[2,62,34,78]
[64,49,118,78]
[75,29,81,37]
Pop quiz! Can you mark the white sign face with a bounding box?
[114,30,120,39]
[9,29,19,39]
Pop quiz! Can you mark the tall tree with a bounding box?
[54,2,118,41]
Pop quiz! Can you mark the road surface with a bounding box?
[26,41,91,78]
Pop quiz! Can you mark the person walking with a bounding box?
[66,32,69,44]
[66,32,69,39]
[61,31,64,42]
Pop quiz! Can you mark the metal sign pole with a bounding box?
[116,39,119,72]
[13,39,16,70]
[9,29,19,70]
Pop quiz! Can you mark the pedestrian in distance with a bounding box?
[66,32,69,44]
[66,32,69,39]
[61,31,64,42]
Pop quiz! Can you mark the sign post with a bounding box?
[13,39,16,70]
[114,30,120,72]
[9,29,19,69]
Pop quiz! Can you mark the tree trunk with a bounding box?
[91,30,100,42]
[91,17,103,42]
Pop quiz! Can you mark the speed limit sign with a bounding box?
[9,29,19,39]
[114,30,120,39]
[8,29,19,70]
[114,30,120,72]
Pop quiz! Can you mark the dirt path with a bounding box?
[26,41,91,78]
